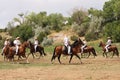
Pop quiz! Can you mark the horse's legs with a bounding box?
[42,49,46,56]
[105,52,108,58]
[111,51,115,58]
[38,51,43,59]
[87,52,91,58]
[69,54,73,63]
[75,54,82,64]
[58,54,61,64]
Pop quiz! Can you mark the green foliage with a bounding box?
[0,35,2,40]
[41,37,53,46]
[38,32,46,42]
[85,31,98,41]
[8,25,34,41]
[103,0,120,22]
[70,35,78,41]
[104,21,120,42]
[48,13,64,31]
[71,8,88,25]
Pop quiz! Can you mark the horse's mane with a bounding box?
[71,40,79,47]
[10,40,15,47]
[28,41,33,45]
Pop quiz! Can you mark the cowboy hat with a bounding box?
[34,37,38,40]
[16,37,20,39]
[107,37,111,39]
[6,38,9,40]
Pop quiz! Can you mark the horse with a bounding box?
[51,38,84,64]
[2,44,10,61]
[80,46,97,58]
[6,41,30,61]
[99,41,119,58]
[27,41,46,59]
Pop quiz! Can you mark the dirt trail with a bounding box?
[0,55,120,80]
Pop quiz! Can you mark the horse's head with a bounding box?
[22,41,30,48]
[72,38,84,47]
[78,38,84,45]
[99,41,105,47]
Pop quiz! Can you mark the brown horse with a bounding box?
[99,41,119,58]
[27,41,46,59]
[51,38,84,64]
[2,44,10,61]
[6,41,30,61]
[80,46,97,58]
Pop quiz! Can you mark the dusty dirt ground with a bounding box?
[0,54,120,80]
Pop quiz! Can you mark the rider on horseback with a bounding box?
[105,37,112,52]
[1,38,10,55]
[63,35,71,54]
[13,37,21,55]
[81,39,87,53]
[34,37,39,53]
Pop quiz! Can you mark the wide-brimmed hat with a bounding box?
[6,38,9,40]
[34,37,38,40]
[107,37,111,39]
[16,37,20,39]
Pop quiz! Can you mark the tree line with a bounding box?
[2,0,120,46]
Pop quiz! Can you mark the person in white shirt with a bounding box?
[105,37,112,52]
[1,38,10,55]
[64,35,71,54]
[34,37,39,52]
[13,37,21,54]
[81,39,87,53]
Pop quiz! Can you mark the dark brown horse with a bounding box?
[27,41,46,59]
[51,38,84,64]
[80,46,97,58]
[99,41,119,58]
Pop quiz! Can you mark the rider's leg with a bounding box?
[105,45,109,52]
[81,46,84,53]
[16,46,19,54]
[68,46,71,54]
[34,45,37,52]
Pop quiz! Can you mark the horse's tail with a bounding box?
[92,47,97,56]
[51,46,56,62]
[115,47,119,57]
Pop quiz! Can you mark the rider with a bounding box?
[34,37,39,53]
[13,37,21,55]
[81,38,87,53]
[1,38,10,55]
[105,37,112,52]
[63,35,71,54]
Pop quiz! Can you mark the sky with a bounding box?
[0,0,109,29]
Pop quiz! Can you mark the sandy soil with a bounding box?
[0,54,120,80]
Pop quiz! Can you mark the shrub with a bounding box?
[70,35,78,41]
[41,37,53,46]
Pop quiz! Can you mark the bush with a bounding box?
[85,31,98,41]
[104,21,120,42]
[0,35,2,40]
[41,37,53,46]
[38,32,46,42]
[70,35,78,41]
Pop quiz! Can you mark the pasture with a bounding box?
[0,41,120,80]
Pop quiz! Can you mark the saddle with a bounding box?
[63,45,72,55]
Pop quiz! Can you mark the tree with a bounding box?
[71,8,88,25]
[48,13,64,31]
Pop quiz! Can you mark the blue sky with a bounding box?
[0,0,108,29]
